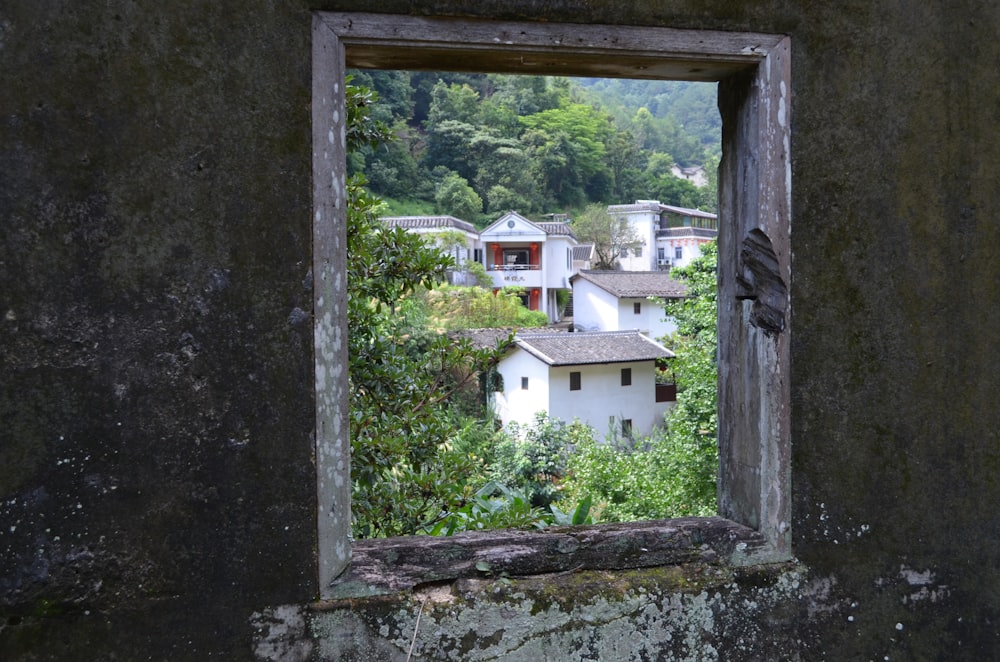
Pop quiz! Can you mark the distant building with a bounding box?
[490,330,676,442]
[570,270,687,339]
[605,200,717,272]
[478,211,578,323]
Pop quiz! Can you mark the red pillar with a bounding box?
[492,243,503,268]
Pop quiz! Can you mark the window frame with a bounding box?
[569,370,582,392]
[621,367,632,387]
[313,12,792,596]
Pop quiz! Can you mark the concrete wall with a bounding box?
[572,279,618,332]
[3,0,1000,660]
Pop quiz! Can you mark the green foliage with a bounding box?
[561,242,719,521]
[427,481,594,536]
[354,71,717,216]
[346,80,505,539]
[421,285,549,331]
[434,172,483,220]
[490,413,593,507]
[427,481,552,535]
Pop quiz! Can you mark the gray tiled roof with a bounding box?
[572,244,594,260]
[571,270,688,299]
[515,330,674,366]
[381,215,478,234]
[536,221,577,239]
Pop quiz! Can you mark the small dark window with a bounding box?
[633,302,641,315]
[621,367,632,386]
[674,246,683,260]
[634,246,643,258]
[521,376,529,390]
[619,247,628,259]
[569,371,581,391]
[621,419,633,438]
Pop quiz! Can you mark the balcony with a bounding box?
[488,263,542,288]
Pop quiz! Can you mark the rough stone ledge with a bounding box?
[322,516,772,599]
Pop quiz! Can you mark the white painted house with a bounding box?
[605,200,717,271]
[570,270,687,339]
[490,330,676,442]
[479,211,578,323]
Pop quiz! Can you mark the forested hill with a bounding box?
[349,70,719,226]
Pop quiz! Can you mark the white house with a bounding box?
[570,270,687,339]
[490,330,675,442]
[605,200,717,271]
[479,211,578,323]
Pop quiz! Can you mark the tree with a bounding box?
[346,79,504,538]
[657,241,719,514]
[426,80,481,126]
[571,203,642,270]
[434,172,483,220]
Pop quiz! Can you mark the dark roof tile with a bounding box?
[514,330,673,366]
[571,270,688,299]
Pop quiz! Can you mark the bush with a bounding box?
[490,412,594,507]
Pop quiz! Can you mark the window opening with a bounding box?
[621,367,632,386]
[314,12,791,594]
[569,371,582,391]
[521,376,529,390]
[634,302,642,315]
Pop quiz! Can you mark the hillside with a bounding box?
[349,71,719,224]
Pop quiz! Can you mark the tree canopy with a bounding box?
[570,204,643,270]
[349,71,719,224]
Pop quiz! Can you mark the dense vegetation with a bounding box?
[347,79,719,539]
[348,71,719,224]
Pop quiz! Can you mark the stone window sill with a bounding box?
[325,517,776,600]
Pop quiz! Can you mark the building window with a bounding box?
[674,246,683,260]
[569,371,581,391]
[619,247,628,259]
[621,367,632,386]
[521,376,529,390]
[657,247,665,260]
[621,419,633,438]
[504,249,529,267]
[633,302,642,315]
[315,11,792,593]
[634,246,643,257]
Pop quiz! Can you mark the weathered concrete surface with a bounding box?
[3,0,1000,659]
[311,562,814,661]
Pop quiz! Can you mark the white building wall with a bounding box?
[616,297,678,340]
[490,351,550,428]
[572,280,618,332]
[617,212,657,271]
[547,362,671,442]
[655,237,713,270]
